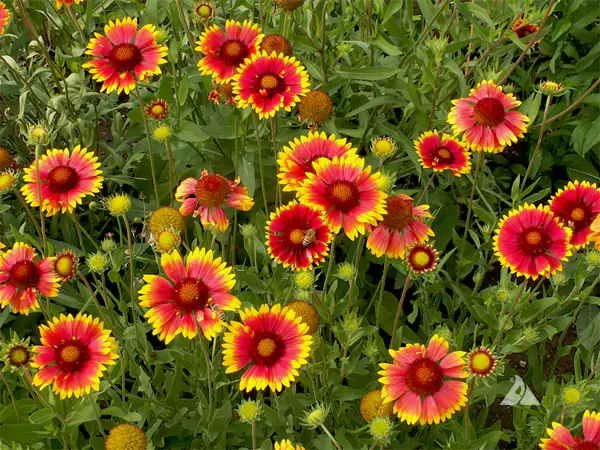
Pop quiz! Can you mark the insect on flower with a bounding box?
[302,229,317,247]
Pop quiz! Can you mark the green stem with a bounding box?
[122,216,138,327]
[197,332,214,421]
[427,60,442,129]
[269,116,281,208]
[492,280,528,348]
[15,189,42,237]
[66,4,85,44]
[375,257,390,328]
[71,212,86,251]
[165,140,176,204]
[519,95,552,196]
[174,0,199,63]
[391,273,411,346]
[457,153,483,268]
[34,145,47,253]
[251,421,257,450]
[320,424,343,450]
[134,84,161,205]
[88,393,107,438]
[0,371,20,421]
[347,234,365,313]
[252,113,269,217]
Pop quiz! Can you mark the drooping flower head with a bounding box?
[83,17,168,94]
[549,181,600,249]
[266,201,332,271]
[512,19,541,45]
[378,335,468,425]
[259,34,293,58]
[277,131,356,192]
[468,346,497,378]
[21,146,103,217]
[176,170,254,232]
[275,440,305,450]
[360,390,394,423]
[31,313,118,399]
[105,424,147,450]
[144,99,169,120]
[55,0,82,9]
[448,80,529,153]
[407,243,439,274]
[297,154,387,240]
[139,248,239,344]
[297,90,333,127]
[0,2,10,34]
[367,194,434,259]
[196,20,263,84]
[233,51,310,119]
[414,130,471,176]
[52,250,77,282]
[0,243,59,315]
[222,304,312,392]
[494,204,572,279]
[591,215,600,251]
[540,410,600,450]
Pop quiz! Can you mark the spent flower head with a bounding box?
[369,417,393,443]
[153,124,171,142]
[294,271,314,290]
[2,335,32,373]
[101,238,117,253]
[86,252,109,273]
[336,262,356,282]
[105,424,147,450]
[239,223,257,239]
[562,386,582,407]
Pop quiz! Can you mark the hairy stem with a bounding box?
[134,84,161,205]
[391,274,411,346]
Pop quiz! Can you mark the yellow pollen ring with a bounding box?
[289,229,305,245]
[571,207,585,221]
[525,230,542,245]
[260,75,278,90]
[412,251,430,267]
[257,338,276,357]
[331,183,353,202]
[60,345,81,363]
[471,353,492,372]
[415,366,436,384]
[179,283,199,303]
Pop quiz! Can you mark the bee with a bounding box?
[210,303,226,322]
[302,229,316,247]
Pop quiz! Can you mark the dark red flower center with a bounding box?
[325,181,360,213]
[382,197,414,230]
[220,39,249,66]
[10,260,40,289]
[519,227,550,255]
[251,331,284,367]
[435,147,454,163]
[473,97,506,128]
[109,43,142,72]
[299,156,321,175]
[257,73,285,97]
[47,166,79,194]
[406,358,444,395]
[515,24,537,39]
[195,174,231,208]
[55,339,89,373]
[564,203,593,229]
[174,277,209,312]
[572,437,600,450]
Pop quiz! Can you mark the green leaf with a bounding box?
[338,67,400,81]
[176,121,210,143]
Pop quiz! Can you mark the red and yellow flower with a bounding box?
[0,2,10,34]
[196,20,263,84]
[0,243,59,315]
[414,130,471,176]
[367,194,434,260]
[83,17,168,94]
[144,99,169,120]
[31,313,118,399]
[52,250,77,282]
[138,248,239,343]
[175,170,254,232]
[512,19,541,45]
[266,201,332,271]
[297,154,387,240]
[55,0,82,9]
[222,303,312,392]
[233,51,310,119]
[379,334,468,425]
[407,243,439,274]
[277,131,356,192]
[540,410,600,450]
[468,347,497,378]
[494,204,572,279]
[549,181,600,249]
[21,146,103,217]
[591,215,600,251]
[448,80,529,153]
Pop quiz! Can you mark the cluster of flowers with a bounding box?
[0,1,599,448]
